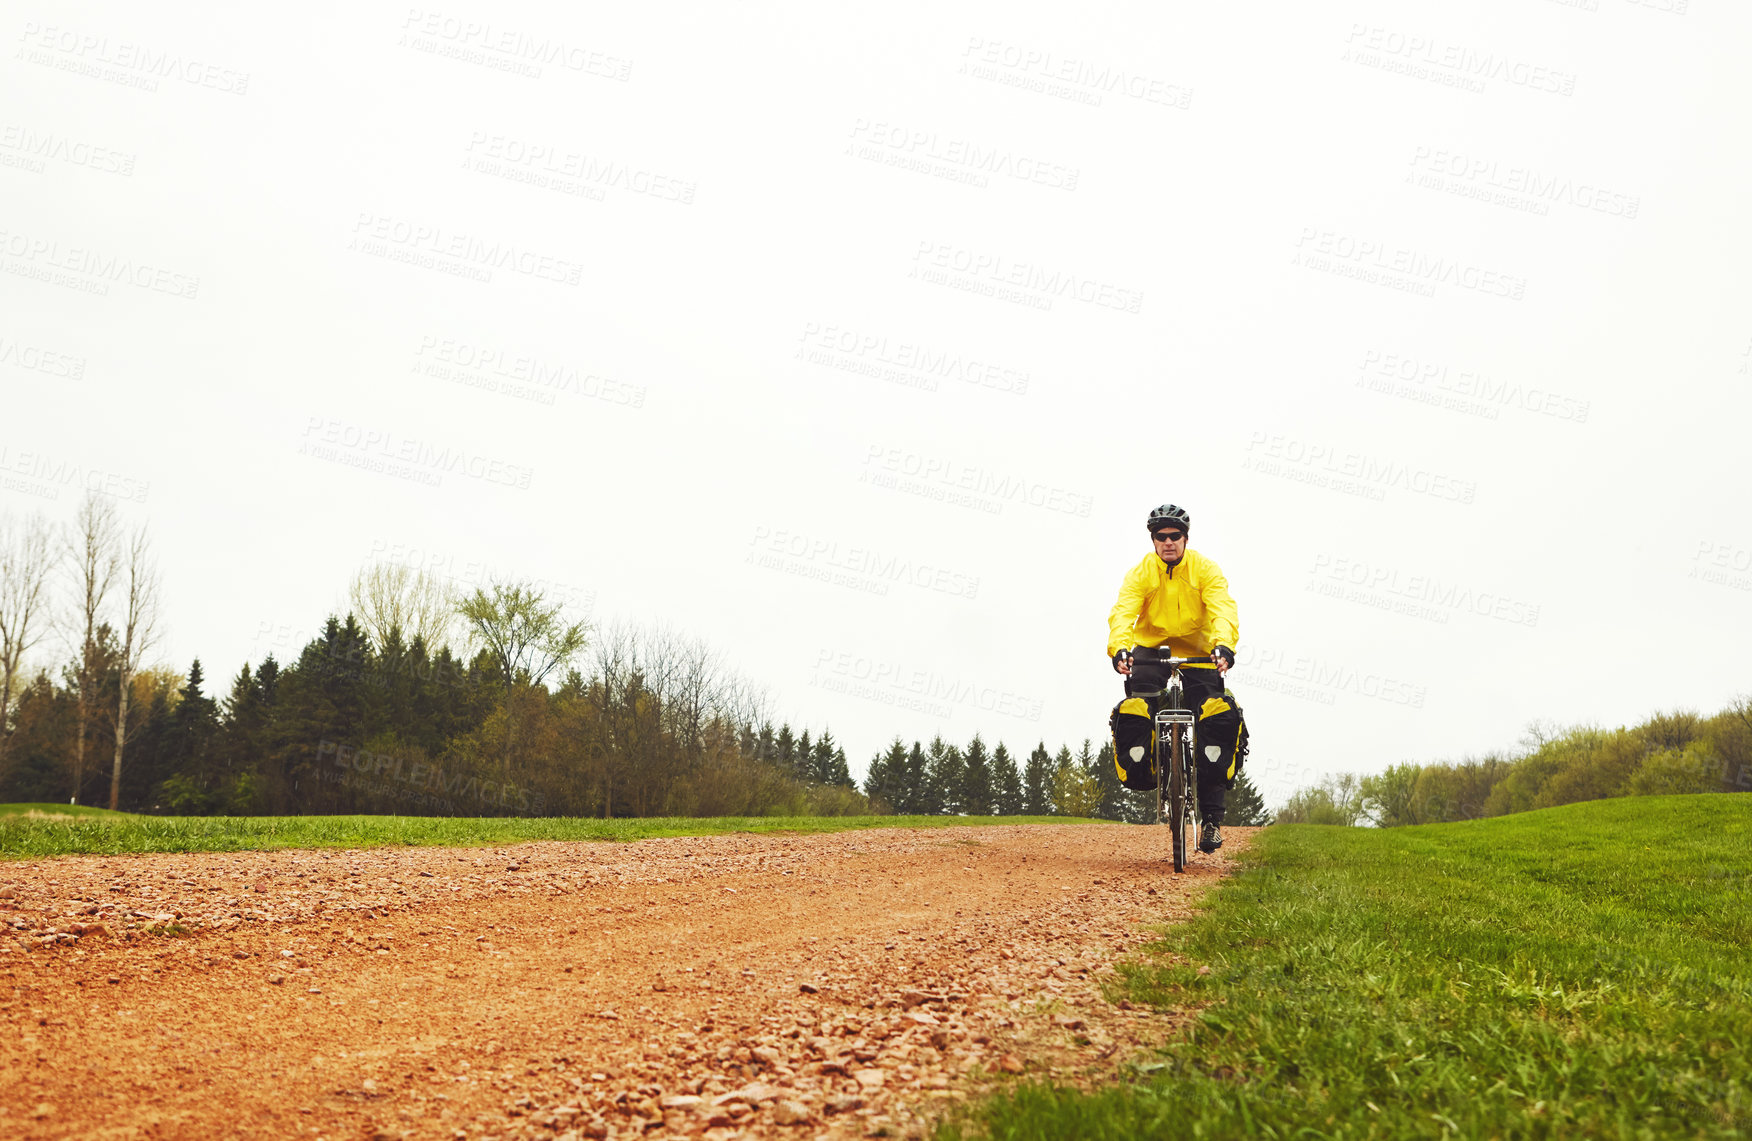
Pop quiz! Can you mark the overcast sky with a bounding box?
[6,0,1750,807]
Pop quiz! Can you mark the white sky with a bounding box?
[5,0,1750,808]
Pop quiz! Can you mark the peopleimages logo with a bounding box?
[1236,646,1428,708]
[318,740,538,812]
[1243,432,1477,505]
[0,124,137,175]
[797,321,1029,395]
[1357,350,1590,424]
[300,417,534,490]
[1408,147,1639,220]
[0,333,87,379]
[861,444,1094,518]
[0,228,200,299]
[348,214,583,286]
[847,118,1080,191]
[810,649,1044,721]
[0,445,149,503]
[1308,554,1541,627]
[1292,228,1527,301]
[1341,24,1578,96]
[397,9,631,80]
[748,526,981,600]
[958,37,1192,109]
[910,240,1144,314]
[17,22,251,95]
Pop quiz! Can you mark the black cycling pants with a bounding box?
[1125,666,1235,823]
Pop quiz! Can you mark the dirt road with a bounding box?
[0,823,1250,1139]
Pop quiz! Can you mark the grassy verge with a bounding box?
[945,795,1752,1140]
[0,812,1085,860]
[0,802,137,818]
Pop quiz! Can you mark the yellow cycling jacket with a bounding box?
[1106,549,1239,665]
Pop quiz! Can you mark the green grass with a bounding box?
[945,795,1752,1140]
[0,812,1083,860]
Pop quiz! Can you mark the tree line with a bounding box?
[0,494,1272,823]
[1275,698,1752,826]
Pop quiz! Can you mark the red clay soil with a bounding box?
[0,822,1253,1140]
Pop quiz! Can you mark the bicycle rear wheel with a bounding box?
[1169,723,1189,872]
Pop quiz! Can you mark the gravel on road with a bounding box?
[0,822,1250,1139]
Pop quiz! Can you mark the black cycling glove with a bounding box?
[1212,645,1236,669]
[1112,649,1133,673]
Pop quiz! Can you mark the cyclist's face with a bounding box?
[1152,529,1186,562]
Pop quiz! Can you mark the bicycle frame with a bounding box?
[1124,651,1211,872]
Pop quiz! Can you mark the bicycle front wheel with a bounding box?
[1169,723,1189,872]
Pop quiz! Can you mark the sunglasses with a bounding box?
[1153,530,1185,542]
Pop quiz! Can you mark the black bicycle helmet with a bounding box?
[1146,503,1191,533]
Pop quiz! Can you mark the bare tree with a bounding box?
[0,512,58,767]
[347,562,456,651]
[457,581,588,770]
[108,524,160,810]
[64,493,120,803]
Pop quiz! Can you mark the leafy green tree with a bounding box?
[992,743,1023,815]
[1359,763,1423,827]
[456,582,587,771]
[1022,742,1053,815]
[1052,744,1102,818]
[1049,745,1075,813]
[1276,774,1367,825]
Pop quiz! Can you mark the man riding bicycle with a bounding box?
[1108,503,1245,853]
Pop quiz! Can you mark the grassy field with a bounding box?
[947,795,1752,1140]
[0,802,137,818]
[0,809,1082,860]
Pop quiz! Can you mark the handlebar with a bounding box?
[1123,649,1215,666]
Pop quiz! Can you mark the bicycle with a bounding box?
[1127,649,1215,873]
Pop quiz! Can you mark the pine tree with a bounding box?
[863,738,909,811]
[271,615,379,812]
[157,660,220,813]
[755,722,776,762]
[217,662,269,813]
[796,729,813,782]
[775,724,795,771]
[924,736,964,815]
[899,741,928,814]
[961,734,994,815]
[992,743,1023,815]
[1092,740,1150,823]
[828,745,853,788]
[1226,771,1272,826]
[810,730,839,784]
[1023,742,1053,815]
